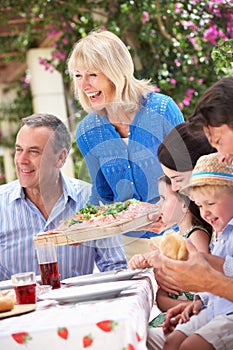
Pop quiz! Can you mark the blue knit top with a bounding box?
[76,92,184,237]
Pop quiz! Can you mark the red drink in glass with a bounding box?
[14,283,36,304]
[39,261,61,289]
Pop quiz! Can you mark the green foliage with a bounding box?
[211,39,233,75]
[71,141,91,183]
[1,0,233,116]
[0,77,33,148]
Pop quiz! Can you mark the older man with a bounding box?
[0,113,127,281]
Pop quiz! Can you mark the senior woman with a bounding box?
[67,29,184,258]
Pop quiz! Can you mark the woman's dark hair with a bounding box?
[158,122,216,172]
[158,175,212,234]
[188,76,233,135]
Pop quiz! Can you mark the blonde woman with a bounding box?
[67,29,184,256]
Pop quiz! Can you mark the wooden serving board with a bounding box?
[0,304,36,319]
[33,213,154,246]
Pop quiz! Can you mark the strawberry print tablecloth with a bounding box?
[0,270,156,350]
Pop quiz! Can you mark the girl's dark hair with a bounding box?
[158,174,212,234]
[188,76,233,135]
[158,122,216,172]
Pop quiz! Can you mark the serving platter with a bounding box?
[0,304,36,319]
[33,212,154,246]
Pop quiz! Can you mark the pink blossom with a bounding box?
[51,50,66,61]
[72,15,78,22]
[178,102,184,110]
[38,57,54,73]
[182,97,191,106]
[180,20,197,31]
[21,75,30,87]
[69,114,75,121]
[208,0,224,14]
[203,24,227,45]
[189,76,194,81]
[174,3,182,13]
[226,13,233,38]
[190,0,200,5]
[198,79,204,84]
[191,56,198,65]
[174,59,181,67]
[63,37,69,45]
[142,12,149,24]
[186,88,195,96]
[188,37,199,50]
[182,88,195,106]
[48,30,61,38]
[170,78,177,85]
[153,84,160,92]
[70,22,76,30]
[101,24,106,30]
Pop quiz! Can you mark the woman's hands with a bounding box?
[137,211,167,233]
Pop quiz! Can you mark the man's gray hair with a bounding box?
[21,113,72,154]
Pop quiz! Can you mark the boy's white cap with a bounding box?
[180,153,233,196]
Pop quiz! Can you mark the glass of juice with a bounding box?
[11,272,36,304]
[35,242,61,289]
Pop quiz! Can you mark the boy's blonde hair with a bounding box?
[67,29,154,114]
[191,184,233,198]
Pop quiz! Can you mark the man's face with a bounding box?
[204,125,233,165]
[14,125,60,191]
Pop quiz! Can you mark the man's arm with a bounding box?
[156,239,233,301]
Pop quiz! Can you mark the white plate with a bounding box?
[39,280,136,303]
[61,269,142,286]
[0,275,41,290]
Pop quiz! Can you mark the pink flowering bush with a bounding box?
[0,0,233,120]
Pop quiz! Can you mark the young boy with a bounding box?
[147,152,233,350]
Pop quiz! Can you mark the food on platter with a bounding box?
[0,290,16,312]
[53,199,157,230]
[159,233,188,260]
[34,199,159,246]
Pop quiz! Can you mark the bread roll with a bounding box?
[150,229,177,248]
[0,295,15,312]
[159,233,188,260]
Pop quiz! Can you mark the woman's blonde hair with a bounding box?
[67,29,154,114]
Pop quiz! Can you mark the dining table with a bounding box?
[0,269,157,350]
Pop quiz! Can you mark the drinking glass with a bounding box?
[35,242,61,289]
[11,271,36,304]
